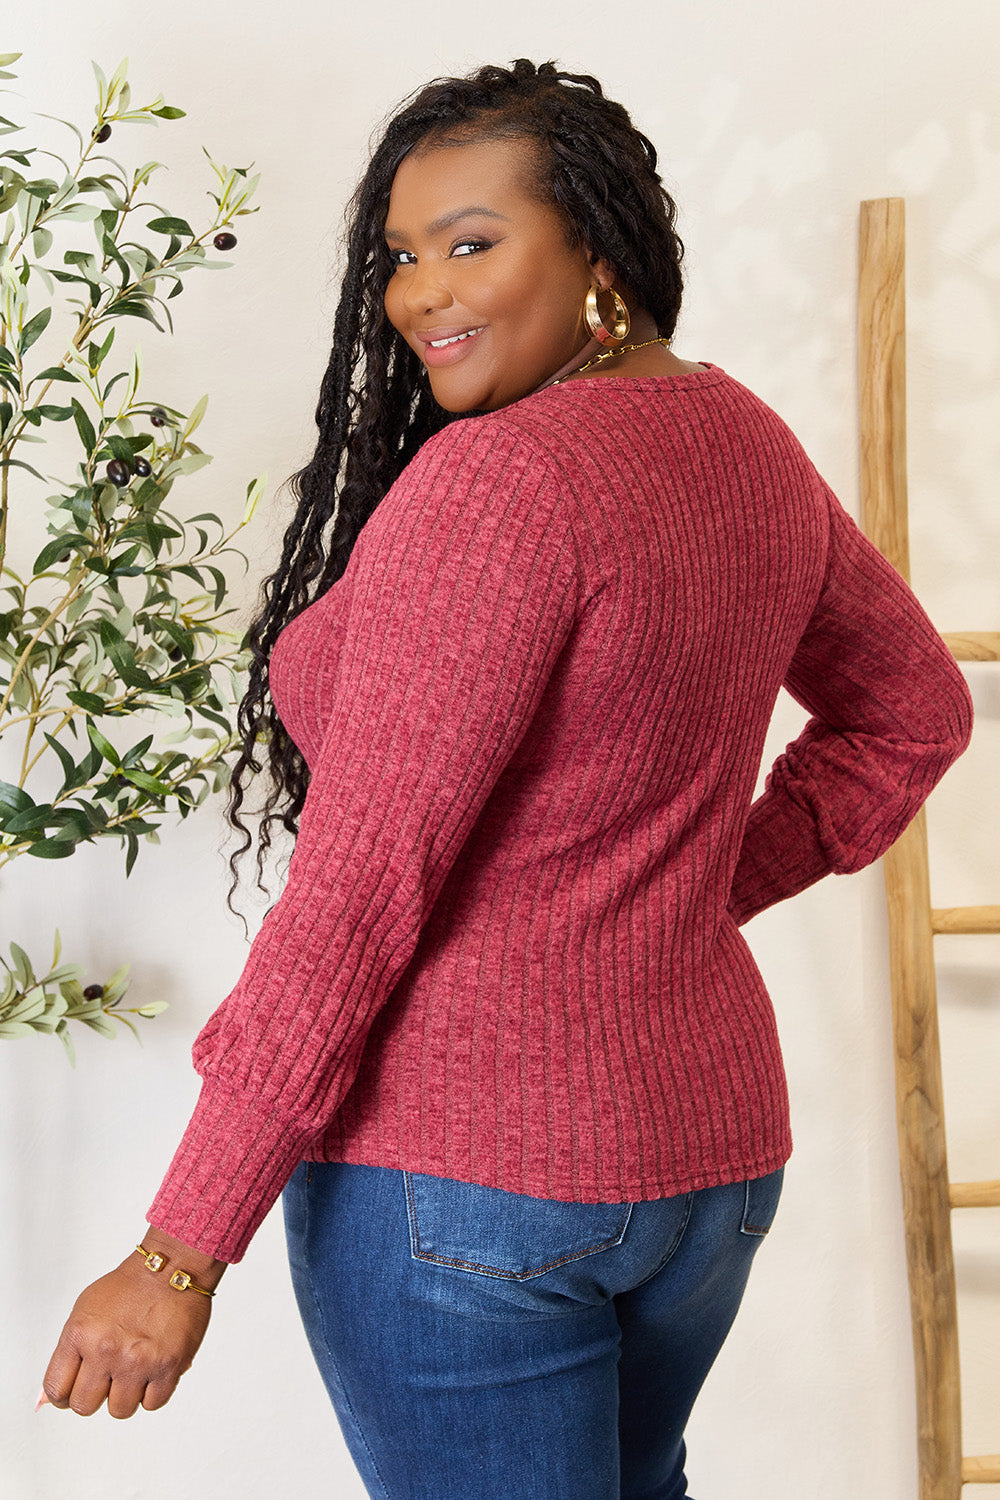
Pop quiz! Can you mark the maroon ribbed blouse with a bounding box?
[148,366,973,1261]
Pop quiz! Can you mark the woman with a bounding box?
[42,60,973,1499]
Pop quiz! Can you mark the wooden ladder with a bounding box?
[858,196,1000,1498]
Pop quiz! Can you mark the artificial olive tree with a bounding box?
[0,55,262,1061]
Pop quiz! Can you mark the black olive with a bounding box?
[134,457,153,477]
[107,459,131,487]
[83,984,104,1000]
[149,407,167,427]
[95,124,112,144]
[213,231,237,251]
[58,551,72,563]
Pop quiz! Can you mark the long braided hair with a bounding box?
[225,58,685,911]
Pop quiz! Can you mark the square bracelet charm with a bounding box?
[134,1244,213,1296]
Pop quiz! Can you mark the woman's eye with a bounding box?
[451,238,492,257]
[388,248,416,266]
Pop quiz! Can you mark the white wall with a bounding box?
[2,2,998,1497]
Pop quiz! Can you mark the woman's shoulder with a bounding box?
[401,399,588,491]
[374,407,575,540]
[400,408,550,485]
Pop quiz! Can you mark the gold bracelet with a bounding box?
[135,1242,215,1297]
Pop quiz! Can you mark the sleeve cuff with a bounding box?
[727,785,832,926]
[146,1078,315,1263]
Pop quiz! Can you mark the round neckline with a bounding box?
[520,362,723,404]
[562,361,718,383]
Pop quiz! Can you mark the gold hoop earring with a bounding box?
[583,284,630,346]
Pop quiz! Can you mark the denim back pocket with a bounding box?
[739,1166,784,1237]
[404,1170,632,1281]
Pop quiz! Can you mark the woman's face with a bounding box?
[383,135,608,412]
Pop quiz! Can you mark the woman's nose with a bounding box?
[402,260,453,316]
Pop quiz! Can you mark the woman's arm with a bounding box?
[135,419,578,1256]
[728,486,973,925]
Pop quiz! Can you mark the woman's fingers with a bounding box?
[67,1370,113,1418]
[44,1329,139,1417]
[107,1378,150,1421]
[41,1341,82,1410]
[141,1376,176,1412]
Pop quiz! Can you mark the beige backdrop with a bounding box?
[2,1,998,1496]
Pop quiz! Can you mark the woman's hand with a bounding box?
[41,1227,228,1418]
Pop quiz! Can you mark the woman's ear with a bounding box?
[586,251,618,291]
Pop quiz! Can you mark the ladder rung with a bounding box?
[942,631,1000,661]
[949,1180,1000,1208]
[962,1454,1000,1483]
[931,905,1000,934]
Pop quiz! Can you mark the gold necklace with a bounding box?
[550,335,673,387]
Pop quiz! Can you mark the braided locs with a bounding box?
[225,59,684,914]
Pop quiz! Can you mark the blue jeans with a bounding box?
[282,1160,783,1500]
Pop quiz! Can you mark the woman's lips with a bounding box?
[417,325,487,367]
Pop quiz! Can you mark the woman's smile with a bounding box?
[418,324,488,364]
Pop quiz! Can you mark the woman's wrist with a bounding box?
[136,1224,229,1293]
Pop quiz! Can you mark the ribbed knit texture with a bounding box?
[148,366,973,1261]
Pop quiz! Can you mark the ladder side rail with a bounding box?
[883,815,964,1498]
[859,196,963,1500]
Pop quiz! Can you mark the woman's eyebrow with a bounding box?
[384,206,511,240]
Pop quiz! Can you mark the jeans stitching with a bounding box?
[403,1170,633,1280]
[739,1172,782,1236]
[303,1167,393,1500]
[625,1191,695,1292]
